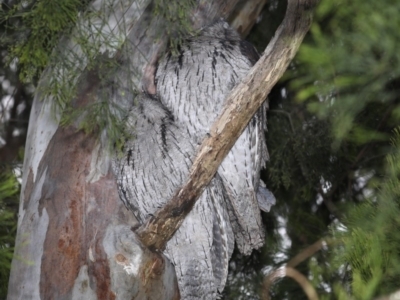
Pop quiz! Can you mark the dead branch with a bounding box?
[262,267,319,300]
[286,239,325,268]
[262,239,333,299]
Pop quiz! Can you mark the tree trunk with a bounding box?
[7,0,268,299]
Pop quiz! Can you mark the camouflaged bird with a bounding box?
[113,20,275,300]
[156,20,275,256]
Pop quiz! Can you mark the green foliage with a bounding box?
[3,0,88,83]
[291,0,400,145]
[261,0,400,298]
[1,0,198,149]
[309,128,400,300]
[1,1,130,152]
[224,0,400,298]
[0,170,19,298]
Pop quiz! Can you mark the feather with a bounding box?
[113,94,234,299]
[156,20,273,255]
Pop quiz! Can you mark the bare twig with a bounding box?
[262,266,319,300]
[286,239,325,268]
[262,239,332,299]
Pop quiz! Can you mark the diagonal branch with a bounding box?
[136,0,318,250]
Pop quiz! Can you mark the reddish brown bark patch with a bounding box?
[87,172,121,300]
[36,117,131,299]
[38,126,95,298]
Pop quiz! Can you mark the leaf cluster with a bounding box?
[291,0,400,145]
[2,0,90,83]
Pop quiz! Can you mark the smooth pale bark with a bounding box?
[7,0,255,299]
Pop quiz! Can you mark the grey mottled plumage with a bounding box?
[113,94,234,299]
[113,20,276,300]
[156,20,275,255]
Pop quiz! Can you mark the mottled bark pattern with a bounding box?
[156,21,275,255]
[113,95,234,299]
